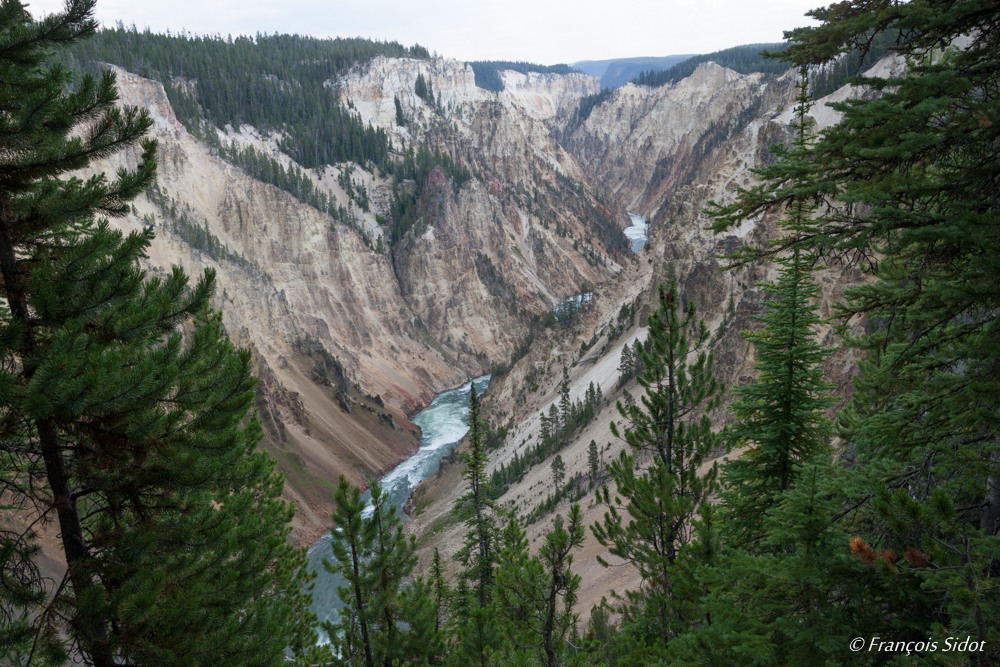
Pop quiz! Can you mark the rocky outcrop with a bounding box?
[500,70,600,120]
[552,63,796,218]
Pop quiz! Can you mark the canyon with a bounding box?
[47,45,888,612]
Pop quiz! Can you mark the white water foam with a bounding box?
[625,213,648,252]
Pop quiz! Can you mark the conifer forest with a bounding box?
[0,0,998,665]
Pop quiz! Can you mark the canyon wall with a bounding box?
[79,58,627,544]
[413,59,894,619]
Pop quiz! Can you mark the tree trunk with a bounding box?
[0,203,117,667]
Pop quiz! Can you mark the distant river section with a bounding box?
[625,213,648,252]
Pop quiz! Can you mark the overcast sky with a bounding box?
[27,0,822,64]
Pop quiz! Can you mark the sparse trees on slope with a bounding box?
[592,280,721,648]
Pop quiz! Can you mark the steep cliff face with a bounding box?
[500,70,601,120]
[81,57,632,544]
[552,63,796,217]
[338,56,629,364]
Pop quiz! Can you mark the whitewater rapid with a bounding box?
[625,213,648,251]
[305,375,490,640]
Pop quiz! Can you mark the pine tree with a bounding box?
[367,481,419,666]
[559,367,571,434]
[715,73,835,549]
[495,507,585,667]
[617,344,633,387]
[453,383,495,601]
[0,3,314,664]
[551,454,566,495]
[547,404,559,448]
[593,280,721,646]
[451,384,499,667]
[588,440,600,489]
[325,477,377,667]
[430,547,450,636]
[394,95,406,126]
[707,2,1000,659]
[670,463,880,667]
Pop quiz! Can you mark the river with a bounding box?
[625,213,648,252]
[305,374,491,641]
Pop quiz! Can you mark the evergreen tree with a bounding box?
[394,95,406,126]
[430,547,450,637]
[617,344,633,386]
[325,477,377,667]
[593,280,721,647]
[670,463,881,667]
[414,73,428,102]
[588,440,600,489]
[559,367,571,435]
[547,404,560,447]
[451,384,499,667]
[0,3,314,664]
[715,72,835,549]
[453,384,495,601]
[706,1,1000,660]
[368,481,419,666]
[495,507,585,667]
[551,454,566,495]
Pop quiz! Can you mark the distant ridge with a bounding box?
[631,43,790,88]
[571,55,695,88]
[468,61,582,93]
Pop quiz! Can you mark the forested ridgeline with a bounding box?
[468,60,582,93]
[53,24,487,248]
[632,33,902,96]
[55,24,428,169]
[632,42,790,87]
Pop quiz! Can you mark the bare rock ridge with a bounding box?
[85,59,625,544]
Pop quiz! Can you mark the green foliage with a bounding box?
[55,23,427,170]
[494,507,586,667]
[0,3,314,664]
[394,95,406,127]
[453,384,495,600]
[670,464,882,667]
[551,454,566,494]
[696,1,1000,663]
[324,478,430,667]
[716,74,836,549]
[633,43,789,88]
[593,280,721,645]
[468,61,581,93]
